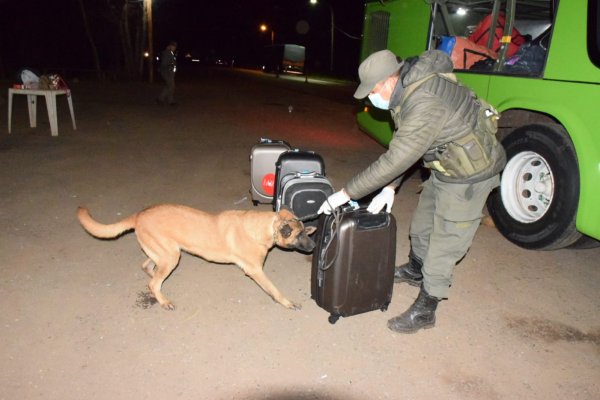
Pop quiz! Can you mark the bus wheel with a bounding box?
[487,123,581,250]
[567,235,600,250]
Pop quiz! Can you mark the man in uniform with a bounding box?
[157,41,177,106]
[318,49,506,334]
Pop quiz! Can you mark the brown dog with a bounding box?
[77,204,316,310]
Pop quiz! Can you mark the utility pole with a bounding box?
[260,24,275,45]
[310,0,335,73]
[144,0,154,83]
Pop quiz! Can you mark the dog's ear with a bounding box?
[279,223,293,238]
[304,226,317,236]
[277,207,295,221]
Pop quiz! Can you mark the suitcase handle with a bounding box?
[356,212,389,230]
[282,171,322,181]
[338,204,390,230]
[279,171,328,191]
[260,138,292,148]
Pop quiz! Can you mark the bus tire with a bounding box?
[567,235,600,250]
[487,123,581,250]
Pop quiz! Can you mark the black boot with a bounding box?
[387,286,440,334]
[394,250,423,286]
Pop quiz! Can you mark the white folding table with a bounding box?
[7,88,77,137]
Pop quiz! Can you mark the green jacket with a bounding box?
[345,50,506,199]
[160,49,177,75]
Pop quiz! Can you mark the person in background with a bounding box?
[157,41,178,106]
[318,49,506,334]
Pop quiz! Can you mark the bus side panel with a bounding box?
[454,72,491,101]
[487,76,600,240]
[384,1,431,59]
[357,0,432,146]
[361,1,431,60]
[544,1,599,83]
[356,109,395,146]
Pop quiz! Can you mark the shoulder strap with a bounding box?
[401,75,434,103]
[438,72,458,82]
[401,72,458,103]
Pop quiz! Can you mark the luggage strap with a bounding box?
[297,212,320,222]
[316,205,345,287]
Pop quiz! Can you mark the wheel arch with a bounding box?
[487,122,581,249]
[494,104,600,241]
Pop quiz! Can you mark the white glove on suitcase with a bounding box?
[318,189,351,215]
[367,186,395,214]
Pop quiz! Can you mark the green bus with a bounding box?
[357,0,600,250]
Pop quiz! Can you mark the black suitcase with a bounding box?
[311,207,396,324]
[250,139,291,205]
[274,150,325,207]
[275,172,334,227]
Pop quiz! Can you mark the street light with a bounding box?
[310,0,334,72]
[260,24,275,45]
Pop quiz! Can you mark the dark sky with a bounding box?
[0,0,365,78]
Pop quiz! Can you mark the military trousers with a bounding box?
[409,172,500,299]
[159,71,175,105]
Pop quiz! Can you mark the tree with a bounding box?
[78,0,146,79]
[117,0,145,79]
[77,0,105,80]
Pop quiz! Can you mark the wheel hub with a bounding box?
[500,151,554,223]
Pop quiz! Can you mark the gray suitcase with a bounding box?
[250,139,291,205]
[275,172,334,227]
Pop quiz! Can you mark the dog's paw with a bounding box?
[287,302,302,311]
[161,302,176,311]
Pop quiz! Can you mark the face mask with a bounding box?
[368,93,390,110]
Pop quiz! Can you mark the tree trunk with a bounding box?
[120,4,135,78]
[103,0,144,80]
[138,5,146,77]
[77,0,105,81]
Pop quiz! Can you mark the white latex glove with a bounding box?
[367,186,396,214]
[318,189,351,215]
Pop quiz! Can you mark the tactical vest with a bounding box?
[400,73,500,180]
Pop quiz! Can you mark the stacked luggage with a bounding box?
[249,138,397,324]
[274,150,333,227]
[437,11,526,71]
[250,139,334,226]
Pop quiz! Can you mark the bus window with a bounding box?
[428,0,554,76]
[364,11,391,56]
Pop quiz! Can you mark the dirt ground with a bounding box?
[1,67,599,400]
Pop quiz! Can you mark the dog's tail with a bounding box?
[77,206,137,239]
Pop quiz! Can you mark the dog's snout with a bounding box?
[297,234,316,253]
[304,239,316,252]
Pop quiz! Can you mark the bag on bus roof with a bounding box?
[468,12,526,58]
[439,36,498,70]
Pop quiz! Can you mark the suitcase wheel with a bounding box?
[381,302,390,312]
[252,200,259,207]
[328,314,340,324]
